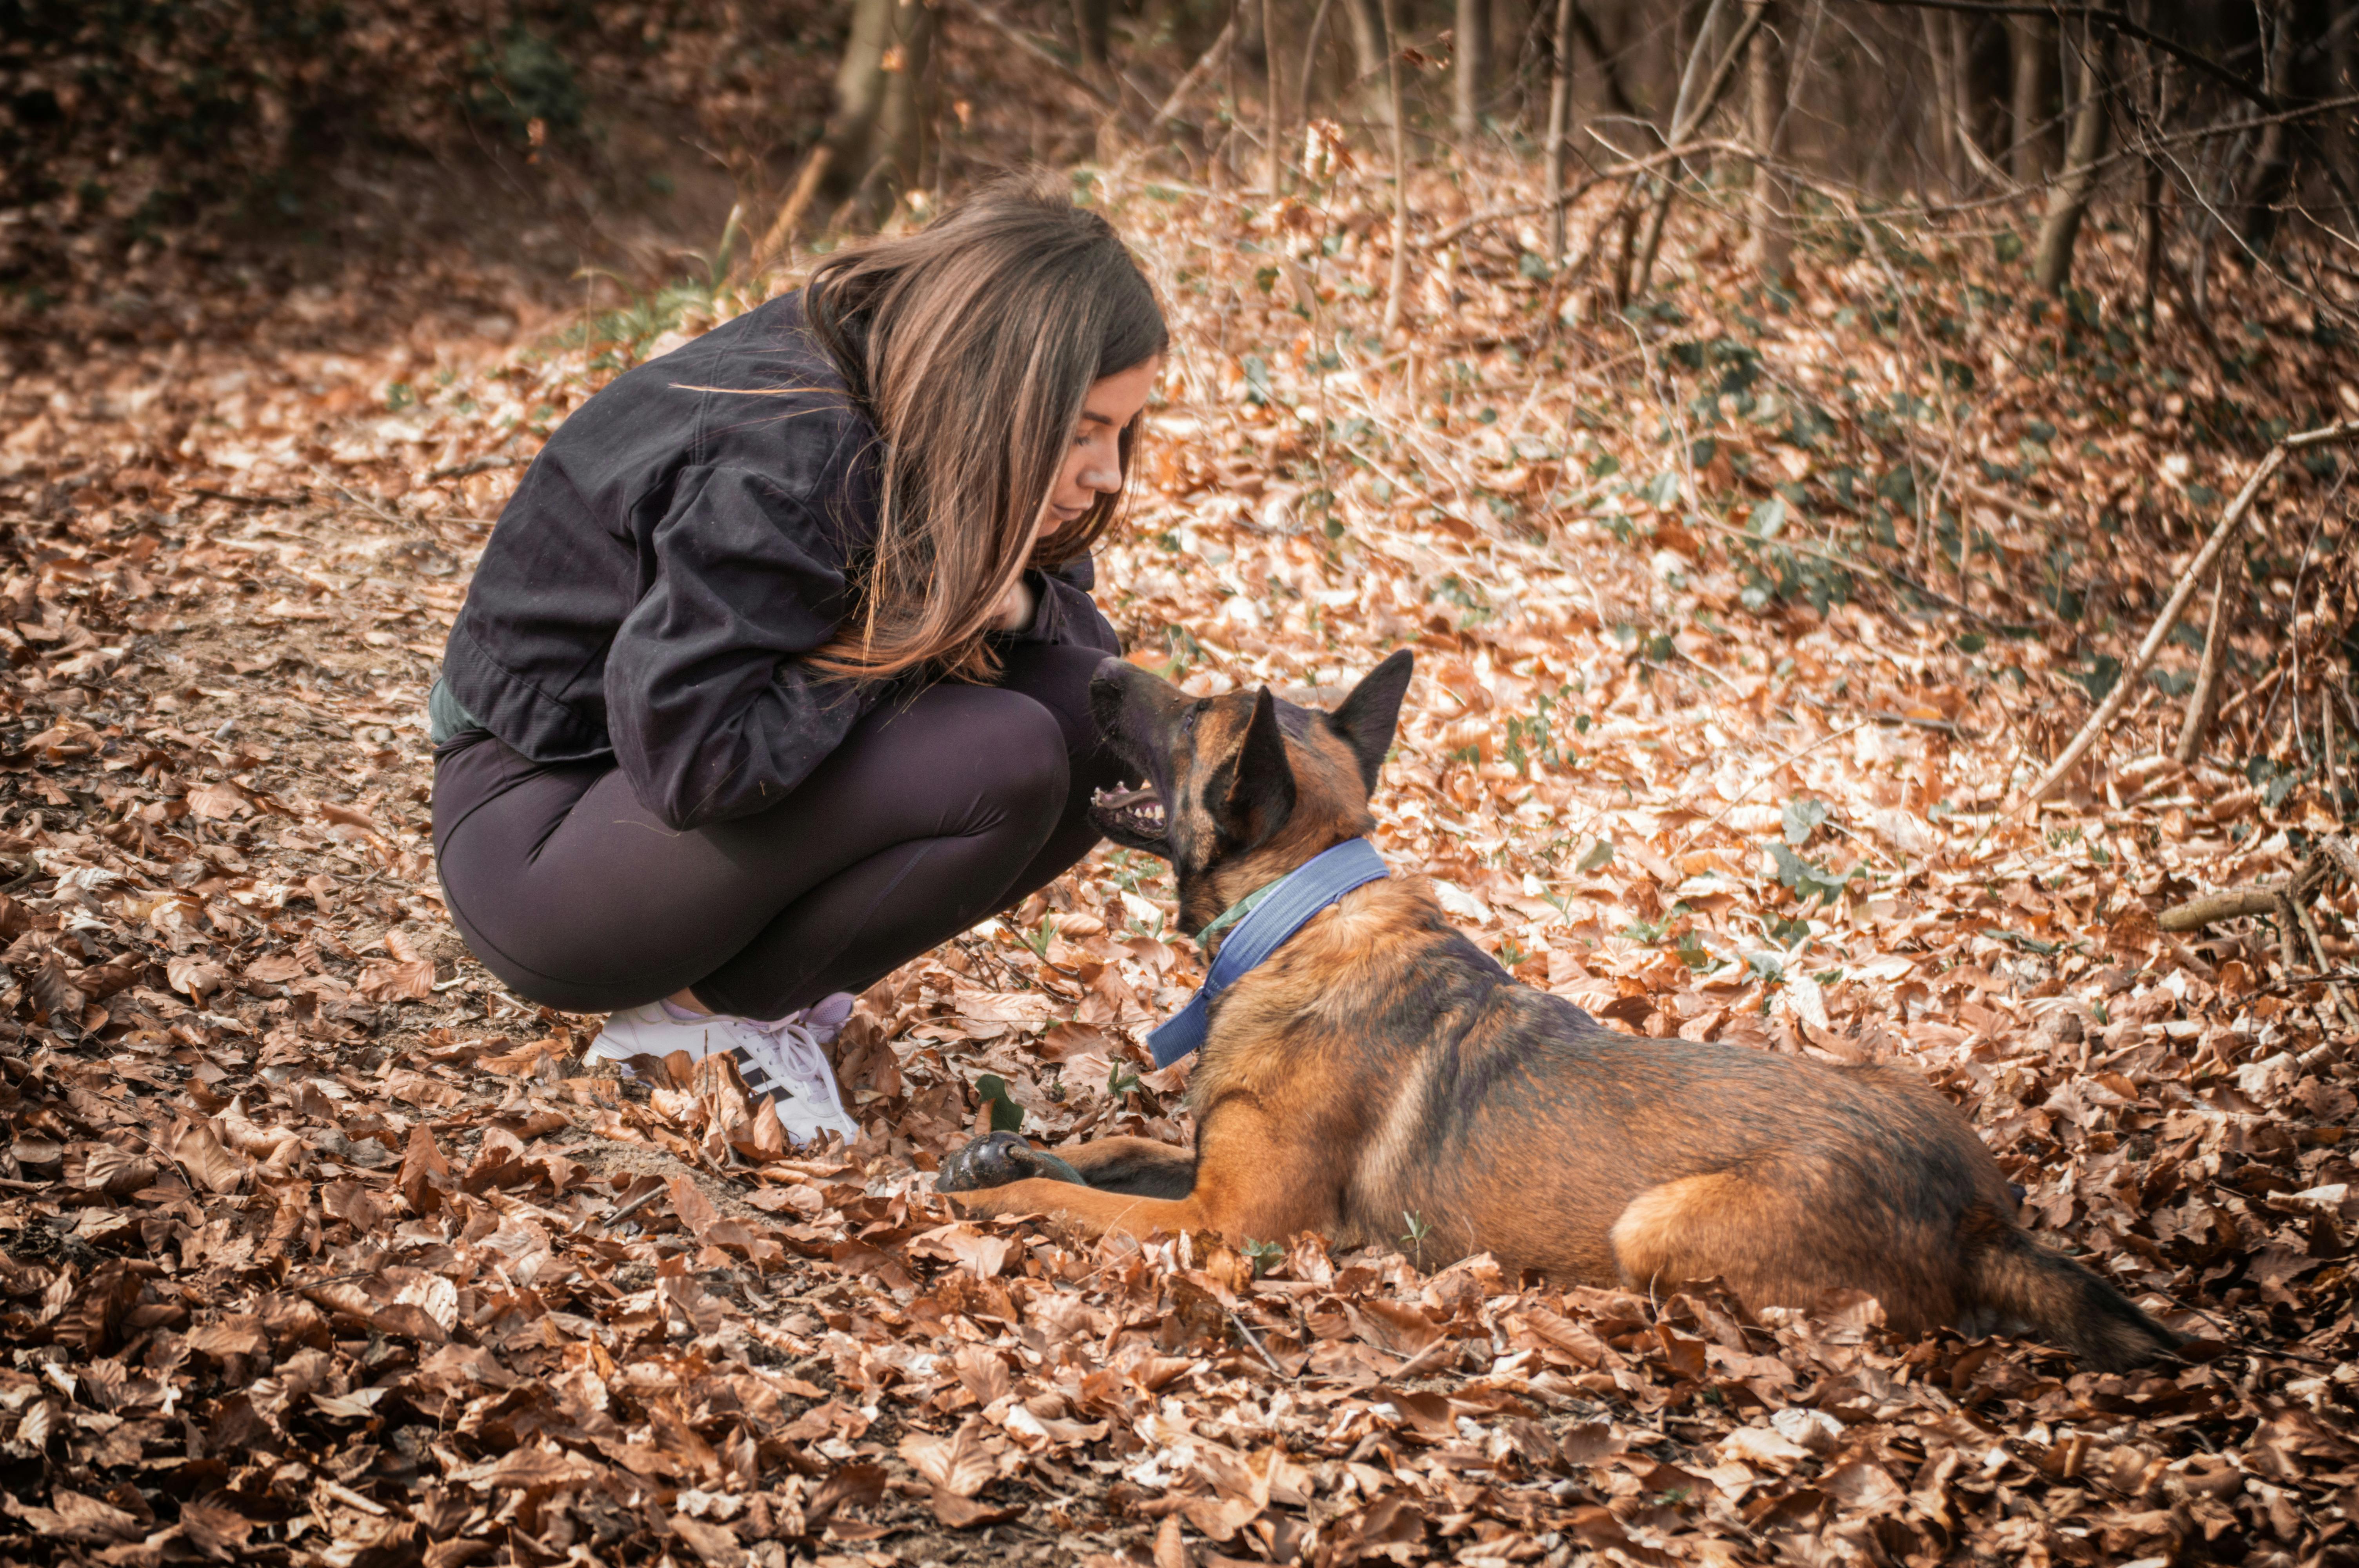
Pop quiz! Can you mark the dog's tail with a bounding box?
[1960,1204,2181,1370]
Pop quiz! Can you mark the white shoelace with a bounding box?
[730,1016,836,1107]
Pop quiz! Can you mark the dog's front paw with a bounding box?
[936,1131,1085,1192]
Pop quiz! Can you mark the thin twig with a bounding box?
[321,479,409,532]
[607,1184,670,1225]
[2247,971,2359,993]
[1225,1308,1293,1378]
[191,488,304,508]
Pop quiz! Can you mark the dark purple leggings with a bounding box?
[431,642,1127,1018]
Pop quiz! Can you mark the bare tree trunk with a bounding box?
[1950,13,1981,172]
[1379,0,1412,334]
[1264,0,1285,196]
[1743,0,1789,277]
[2241,0,2295,246]
[1570,2,1636,116]
[763,0,901,251]
[834,0,899,158]
[2137,152,2165,318]
[1297,0,1338,126]
[1343,0,1397,127]
[1611,198,1639,305]
[2136,50,2171,327]
[2032,24,2105,291]
[2337,2,2358,186]
[1073,0,1112,76]
[1630,0,1741,296]
[2008,11,2053,182]
[1919,8,1958,192]
[1219,0,1241,188]
[1543,0,1579,261]
[872,0,939,210]
[1454,0,1488,138]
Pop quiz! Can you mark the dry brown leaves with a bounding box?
[0,136,2354,1568]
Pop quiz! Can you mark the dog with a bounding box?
[936,651,2180,1369]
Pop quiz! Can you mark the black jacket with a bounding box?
[439,291,1121,830]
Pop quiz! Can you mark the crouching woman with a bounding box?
[428,182,1163,1145]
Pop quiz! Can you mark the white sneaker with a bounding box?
[589,994,863,1149]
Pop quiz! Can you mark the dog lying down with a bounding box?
[938,651,2180,1370]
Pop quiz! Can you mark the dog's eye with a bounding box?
[1183,706,1201,734]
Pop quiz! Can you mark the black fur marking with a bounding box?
[1225,688,1298,849]
[1075,1150,1199,1199]
[1329,650,1416,793]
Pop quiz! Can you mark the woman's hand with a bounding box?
[992,573,1037,633]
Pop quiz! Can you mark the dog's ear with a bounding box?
[1328,650,1414,793]
[1222,687,1298,847]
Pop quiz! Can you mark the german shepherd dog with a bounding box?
[938,652,2179,1368]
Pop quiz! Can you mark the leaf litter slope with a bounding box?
[0,166,2355,1567]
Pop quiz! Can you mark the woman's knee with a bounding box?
[881,685,1072,849]
[971,692,1072,828]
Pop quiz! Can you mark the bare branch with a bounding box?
[1849,0,2284,113]
[2025,422,2359,808]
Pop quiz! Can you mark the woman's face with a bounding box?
[1045,357,1160,527]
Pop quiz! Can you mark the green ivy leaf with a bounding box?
[1781,797,1828,848]
[1768,842,1854,906]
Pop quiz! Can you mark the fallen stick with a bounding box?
[2025,420,2359,806]
[2158,843,2342,932]
[2250,970,2359,992]
[755,145,834,263]
[2157,889,2289,931]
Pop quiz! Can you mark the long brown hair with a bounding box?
[802,178,1166,681]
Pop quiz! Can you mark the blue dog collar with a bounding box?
[1146,838,1390,1067]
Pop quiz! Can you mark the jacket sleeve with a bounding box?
[604,465,876,830]
[1008,553,1121,655]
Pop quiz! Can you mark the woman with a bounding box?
[429,181,1163,1146]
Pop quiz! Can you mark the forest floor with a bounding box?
[2,156,2357,1568]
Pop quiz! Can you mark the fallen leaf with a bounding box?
[899,1419,1001,1498]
